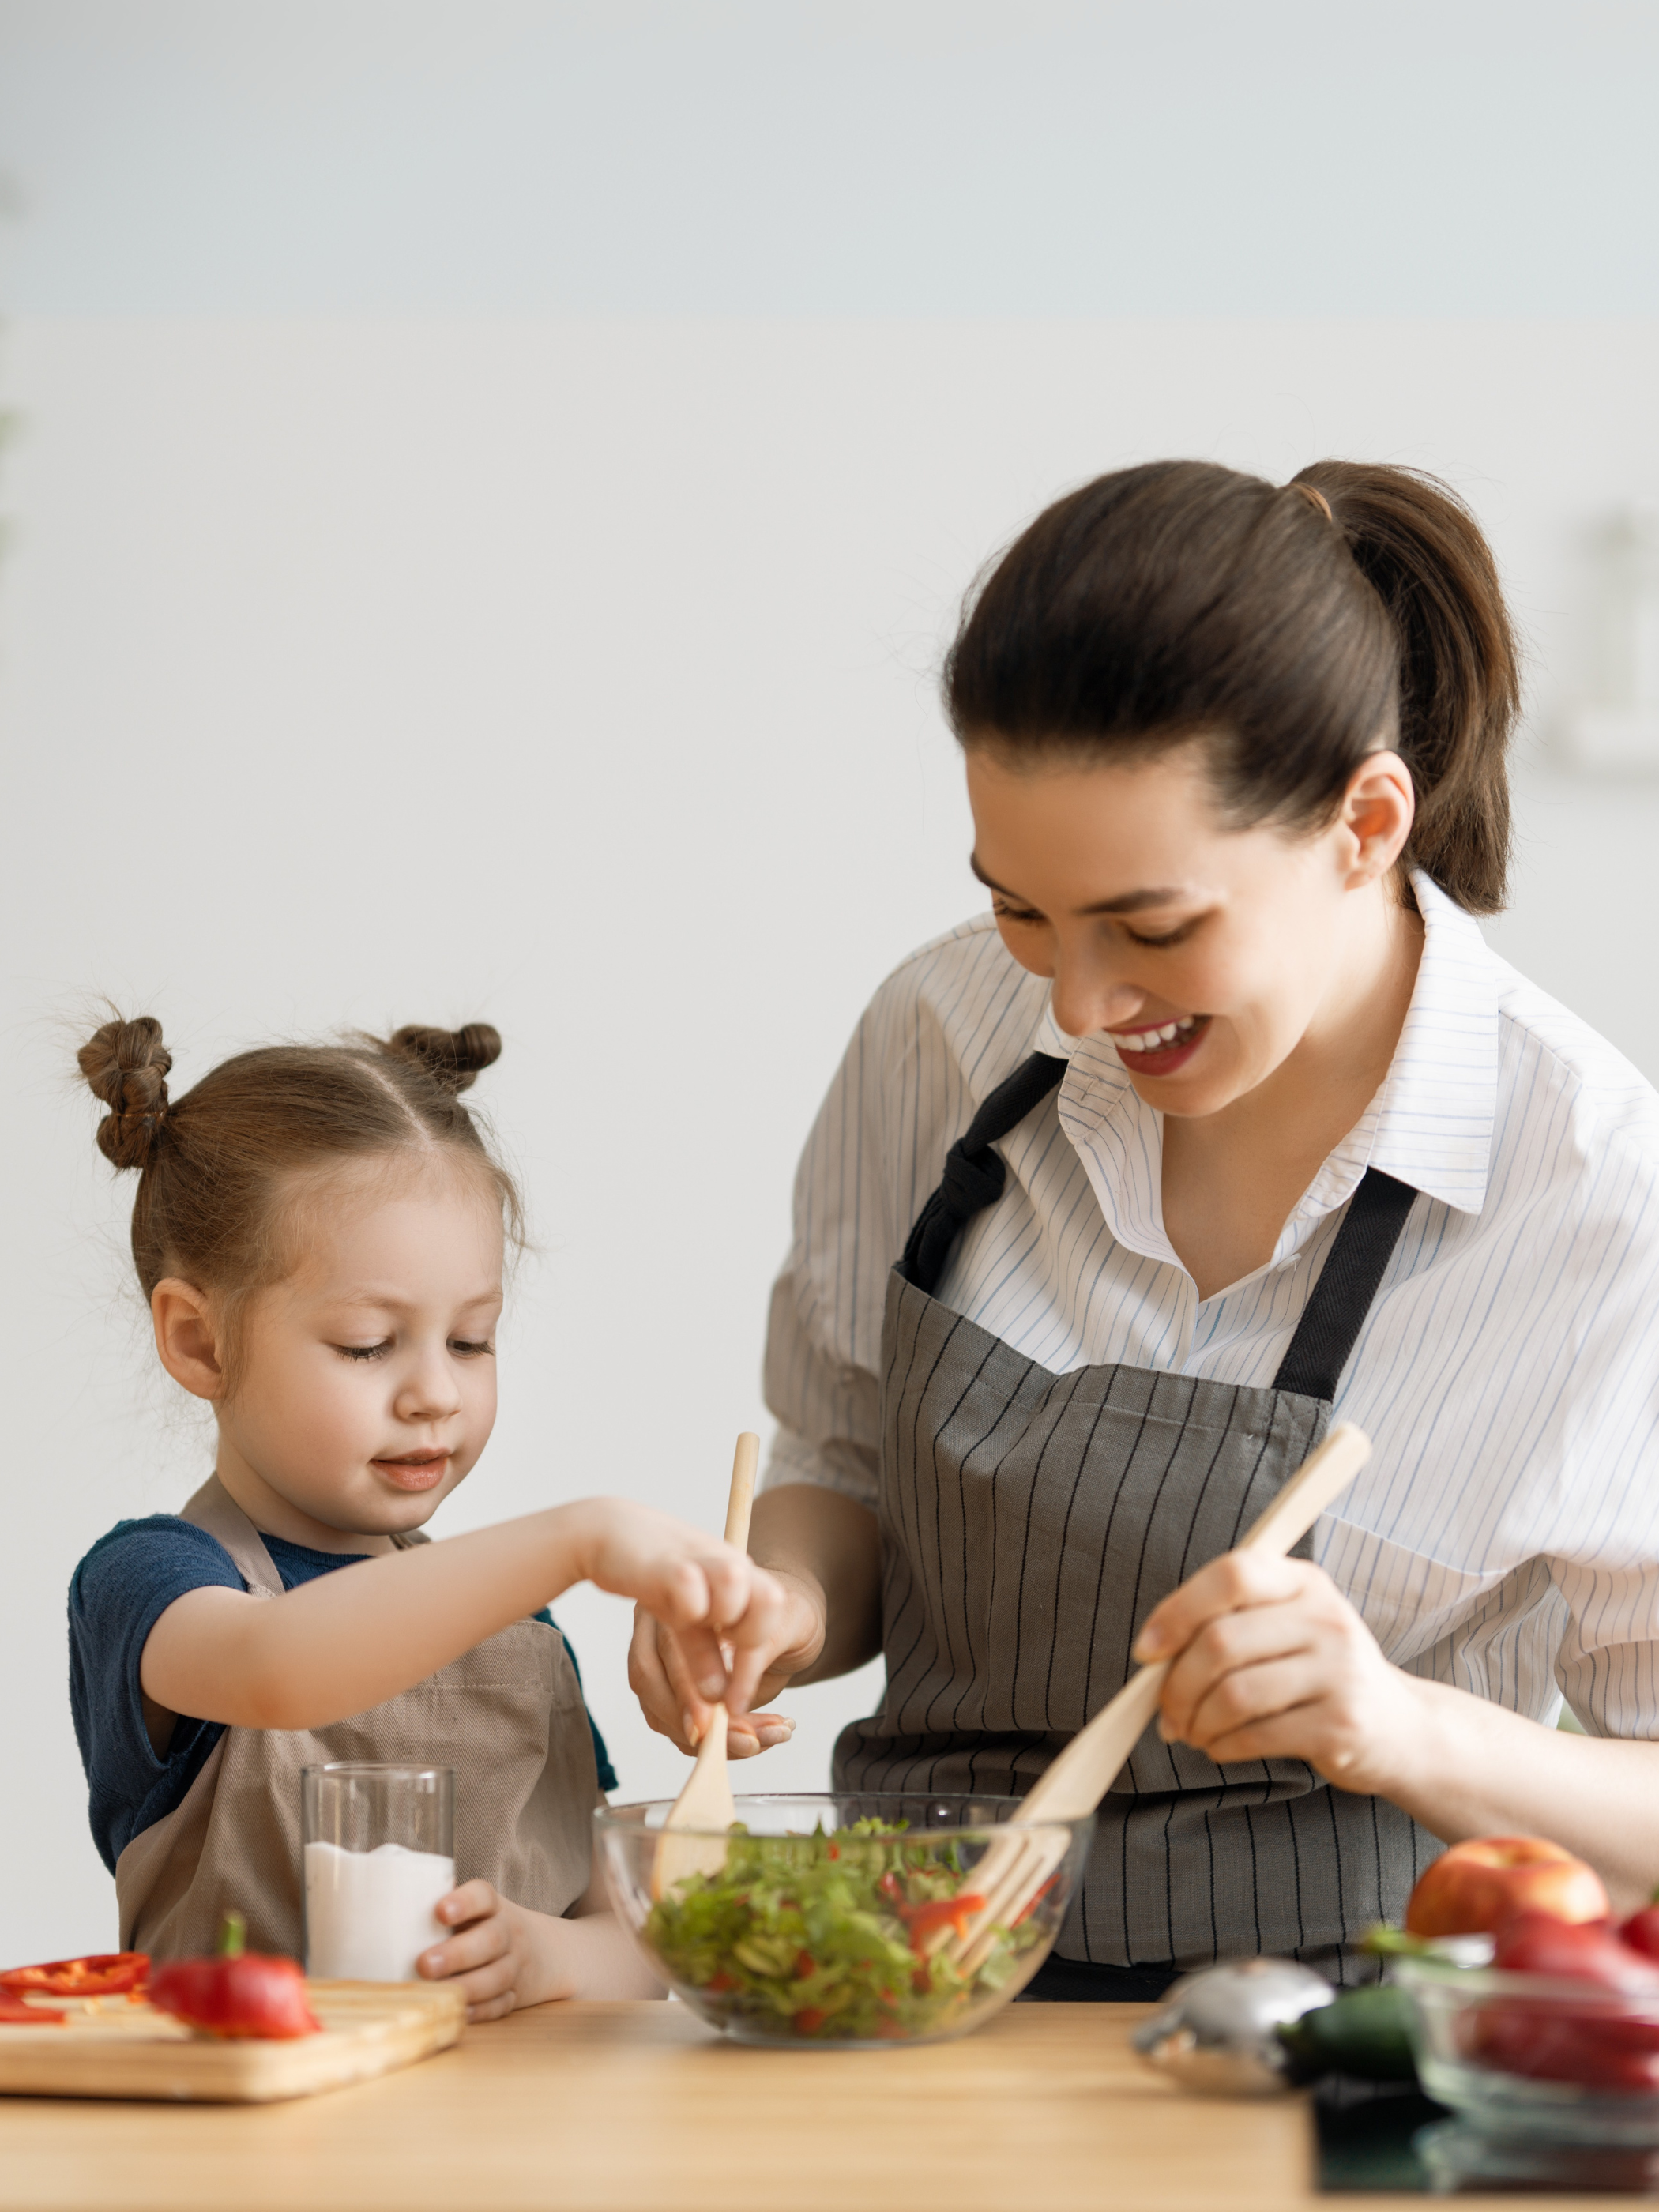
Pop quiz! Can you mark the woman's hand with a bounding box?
[418,1880,662,2018]
[1132,1551,1422,1791]
[629,1565,826,1756]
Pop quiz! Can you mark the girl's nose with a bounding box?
[395,1357,463,1424]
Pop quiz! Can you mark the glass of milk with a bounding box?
[301,1763,456,1982]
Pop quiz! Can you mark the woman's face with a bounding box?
[964,739,1413,1119]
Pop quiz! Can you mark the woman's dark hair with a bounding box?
[77,1015,520,1386]
[943,460,1521,913]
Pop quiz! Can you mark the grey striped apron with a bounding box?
[833,1051,1439,1996]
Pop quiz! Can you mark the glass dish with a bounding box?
[596,1792,1092,2048]
[1396,1954,1659,2145]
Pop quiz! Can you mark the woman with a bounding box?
[634,459,1659,1997]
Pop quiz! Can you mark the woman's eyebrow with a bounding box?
[969,852,1186,916]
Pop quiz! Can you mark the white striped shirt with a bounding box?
[762,875,1659,1741]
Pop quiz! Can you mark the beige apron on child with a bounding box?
[115,1477,598,1960]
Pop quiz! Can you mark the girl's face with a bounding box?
[195,1161,505,1550]
[964,739,1414,1119]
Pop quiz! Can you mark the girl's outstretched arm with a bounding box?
[141,1499,783,1732]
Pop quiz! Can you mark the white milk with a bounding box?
[303,1840,456,1981]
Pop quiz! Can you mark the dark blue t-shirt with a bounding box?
[69,1515,617,1873]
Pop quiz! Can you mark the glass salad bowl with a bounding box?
[596,1793,1093,2048]
[1396,1954,1659,2145]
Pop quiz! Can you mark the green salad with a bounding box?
[643,1819,1048,2041]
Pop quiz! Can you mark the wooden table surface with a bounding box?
[0,1997,1629,2211]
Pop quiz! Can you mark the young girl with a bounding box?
[70,1014,780,2017]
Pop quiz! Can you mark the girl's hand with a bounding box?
[1131,1552,1423,1793]
[419,1881,556,2020]
[417,1881,662,2017]
[629,1565,826,1756]
[566,1497,789,1717]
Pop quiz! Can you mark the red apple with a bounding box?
[1405,1836,1610,1938]
[1622,1906,1659,1962]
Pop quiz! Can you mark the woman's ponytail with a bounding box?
[946,455,1522,916]
[1297,463,1520,915]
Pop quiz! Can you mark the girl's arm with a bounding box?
[1136,1548,1659,1913]
[141,1498,783,1732]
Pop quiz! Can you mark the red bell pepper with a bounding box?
[0,1952,148,1998]
[0,1988,64,2026]
[1622,1905,1659,1963]
[148,1913,321,2041]
[1473,2002,1659,2091]
[1493,1911,1659,1996]
[1474,1910,1659,2091]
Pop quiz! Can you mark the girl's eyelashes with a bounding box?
[991,901,1045,927]
[329,1337,495,1361]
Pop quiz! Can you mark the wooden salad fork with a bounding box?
[932,1421,1374,1973]
[650,1431,761,1901]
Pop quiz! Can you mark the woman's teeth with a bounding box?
[1115,1015,1202,1055]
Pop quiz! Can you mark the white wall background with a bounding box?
[3,6,1659,1962]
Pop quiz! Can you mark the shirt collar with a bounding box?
[1303,872,1497,1221]
[1044,869,1499,1266]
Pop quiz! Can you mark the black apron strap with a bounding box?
[899,1052,1416,1402]
[1270,1168,1419,1401]
[898,1052,1069,1294]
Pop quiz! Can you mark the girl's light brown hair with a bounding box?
[78,1016,521,1382]
[944,458,1521,913]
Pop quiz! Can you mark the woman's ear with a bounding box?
[1341,750,1416,887]
[152,1279,227,1402]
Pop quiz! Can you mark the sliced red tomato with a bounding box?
[899,1893,988,1954]
[793,2007,827,2035]
[0,1951,149,1997]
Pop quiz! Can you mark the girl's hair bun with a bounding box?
[78,1015,173,1171]
[386,1023,502,1094]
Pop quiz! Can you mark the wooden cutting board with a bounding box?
[0,1980,465,2103]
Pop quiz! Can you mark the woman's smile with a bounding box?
[1109,1012,1209,1076]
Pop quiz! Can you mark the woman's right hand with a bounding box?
[628,1566,827,1757]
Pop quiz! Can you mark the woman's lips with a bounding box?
[1111,1014,1210,1078]
[373,1453,450,1492]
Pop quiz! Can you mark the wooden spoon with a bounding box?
[650,1431,761,1901]
[939,1421,1374,1971]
